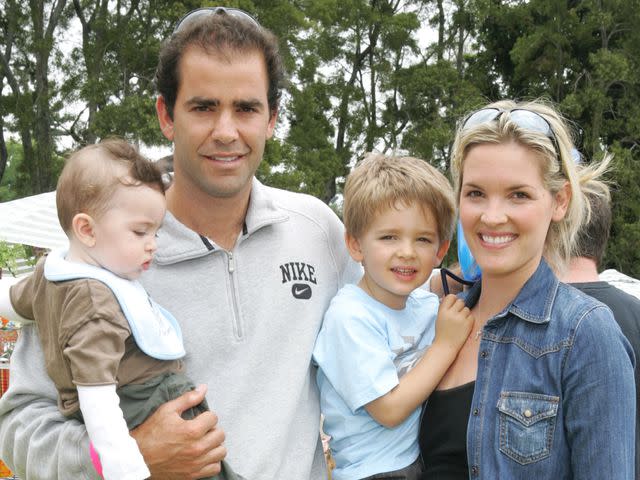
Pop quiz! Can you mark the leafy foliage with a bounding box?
[0,241,33,278]
[1,0,639,274]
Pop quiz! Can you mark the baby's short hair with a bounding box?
[343,153,456,243]
[56,138,165,235]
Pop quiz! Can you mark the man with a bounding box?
[0,8,359,479]
[562,191,640,475]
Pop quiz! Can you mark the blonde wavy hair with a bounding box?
[450,99,610,273]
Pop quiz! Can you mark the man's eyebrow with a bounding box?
[185,97,219,107]
[183,97,265,110]
[235,99,264,110]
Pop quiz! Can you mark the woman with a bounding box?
[419,100,635,479]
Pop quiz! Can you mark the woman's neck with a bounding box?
[474,265,538,324]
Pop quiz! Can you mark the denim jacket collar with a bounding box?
[464,258,559,325]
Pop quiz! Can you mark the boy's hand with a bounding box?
[433,294,474,352]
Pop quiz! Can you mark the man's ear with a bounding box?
[266,107,278,140]
[552,181,571,222]
[435,239,451,267]
[344,232,364,263]
[156,96,174,142]
[72,213,97,248]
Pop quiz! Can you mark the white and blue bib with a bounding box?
[44,249,185,360]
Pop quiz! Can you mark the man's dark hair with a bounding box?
[574,192,612,267]
[155,10,286,119]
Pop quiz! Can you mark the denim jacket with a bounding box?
[464,259,635,479]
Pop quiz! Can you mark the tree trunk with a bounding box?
[0,114,7,183]
[437,0,445,62]
[456,0,465,75]
[29,0,67,192]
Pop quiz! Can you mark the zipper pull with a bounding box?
[228,252,235,273]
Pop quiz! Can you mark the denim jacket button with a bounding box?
[473,408,479,416]
[471,465,479,476]
[480,350,488,358]
[524,409,533,418]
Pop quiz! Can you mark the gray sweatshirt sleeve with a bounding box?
[0,324,100,479]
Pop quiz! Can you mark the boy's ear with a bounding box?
[71,213,97,248]
[344,232,364,263]
[434,239,451,267]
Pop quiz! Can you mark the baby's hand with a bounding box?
[433,294,474,352]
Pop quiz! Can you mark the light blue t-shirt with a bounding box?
[313,284,438,480]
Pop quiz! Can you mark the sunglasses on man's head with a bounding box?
[461,108,560,160]
[173,6,260,34]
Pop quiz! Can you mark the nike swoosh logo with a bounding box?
[292,283,312,299]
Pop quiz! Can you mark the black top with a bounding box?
[419,381,475,480]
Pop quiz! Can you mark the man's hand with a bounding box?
[131,385,227,480]
[434,294,474,352]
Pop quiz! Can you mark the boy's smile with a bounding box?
[346,202,449,310]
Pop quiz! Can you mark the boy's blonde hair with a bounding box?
[56,138,166,235]
[343,153,456,244]
[450,99,610,272]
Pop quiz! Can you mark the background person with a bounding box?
[0,7,359,480]
[418,99,635,479]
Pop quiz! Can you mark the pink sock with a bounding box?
[88,441,103,478]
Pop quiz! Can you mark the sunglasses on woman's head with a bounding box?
[173,7,260,34]
[461,108,560,160]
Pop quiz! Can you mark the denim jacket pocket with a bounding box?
[497,391,559,465]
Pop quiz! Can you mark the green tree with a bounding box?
[60,0,198,147]
[0,241,32,278]
[0,0,70,195]
[1,0,639,274]
[606,144,640,277]
[394,0,484,169]
[279,0,426,202]
[0,140,24,201]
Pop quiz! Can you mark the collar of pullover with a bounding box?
[154,178,289,264]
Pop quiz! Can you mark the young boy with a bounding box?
[0,139,239,480]
[313,153,473,480]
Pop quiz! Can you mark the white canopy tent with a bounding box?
[0,191,68,250]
